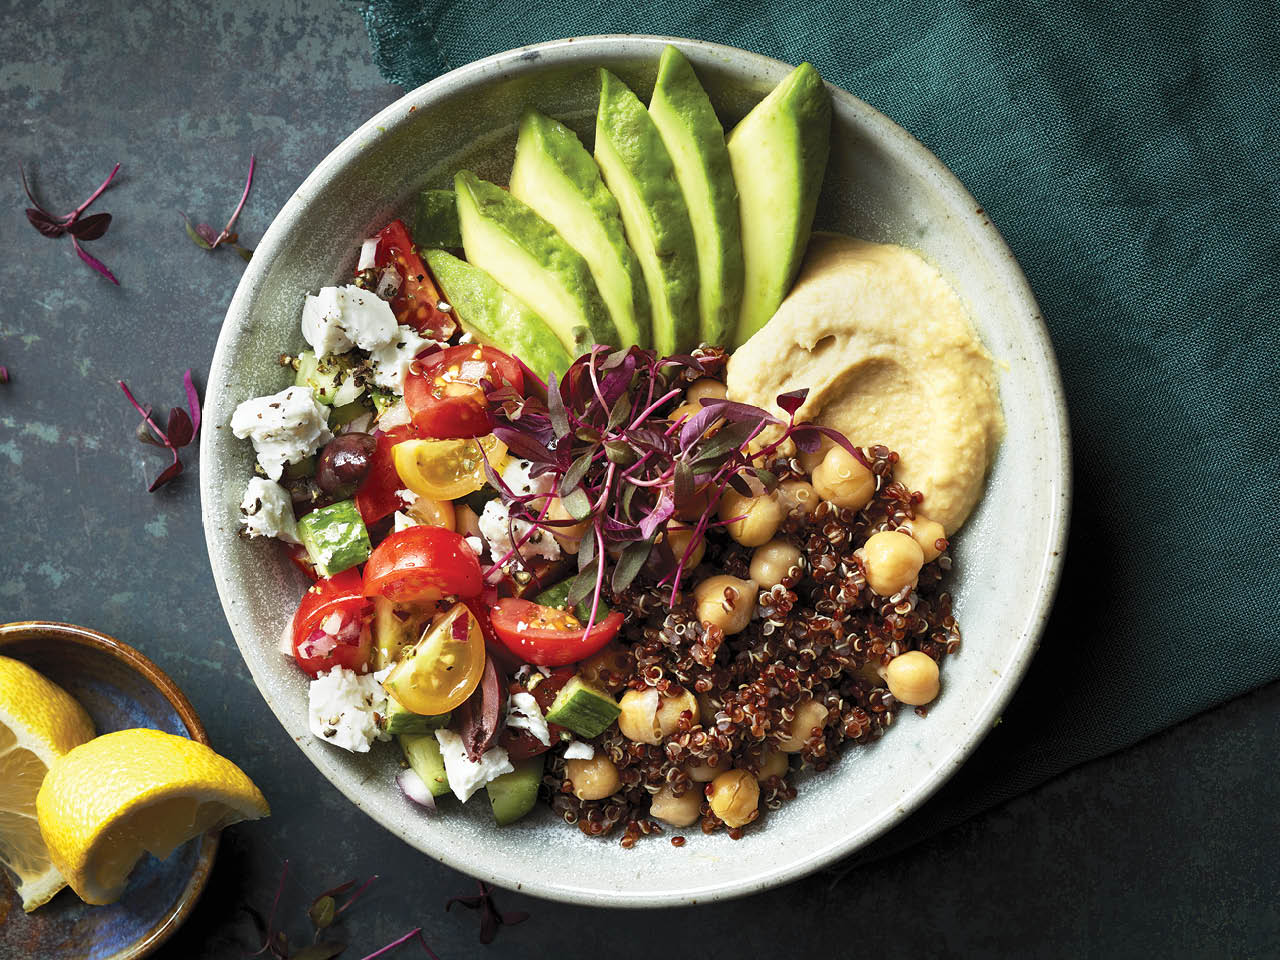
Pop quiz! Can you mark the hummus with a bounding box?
[726,232,1003,533]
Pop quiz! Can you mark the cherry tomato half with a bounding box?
[489,597,624,667]
[404,344,525,439]
[353,425,418,525]
[363,525,484,604]
[382,602,486,715]
[373,219,456,339]
[290,568,373,676]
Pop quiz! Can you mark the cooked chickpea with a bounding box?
[775,479,819,518]
[863,529,925,596]
[905,514,947,562]
[776,699,829,753]
[565,755,621,800]
[666,521,705,568]
[754,747,789,781]
[617,688,661,744]
[547,496,590,554]
[686,378,727,403]
[708,770,760,828]
[668,400,702,423]
[749,539,803,588]
[654,687,699,739]
[649,784,703,826]
[884,651,940,705]
[811,446,875,511]
[578,644,631,693]
[718,489,783,547]
[686,754,730,782]
[693,575,757,635]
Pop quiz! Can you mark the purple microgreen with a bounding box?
[752,467,780,492]
[0,366,9,385]
[560,486,591,521]
[184,368,202,435]
[726,471,754,496]
[21,163,120,282]
[166,406,194,447]
[119,369,202,492]
[72,236,119,284]
[148,459,183,493]
[559,448,595,496]
[234,244,254,263]
[546,372,569,437]
[673,460,695,505]
[183,154,256,257]
[490,424,553,463]
[776,387,809,416]
[611,538,653,595]
[637,488,675,541]
[607,389,632,430]
[445,881,529,945]
[357,928,443,960]
[602,439,637,466]
[26,207,65,237]
[67,211,111,241]
[180,211,216,249]
[246,859,290,957]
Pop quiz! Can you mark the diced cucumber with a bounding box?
[486,755,544,825]
[369,389,397,417]
[399,733,450,798]
[296,499,371,576]
[384,696,450,735]
[281,455,316,480]
[330,397,373,428]
[534,580,611,623]
[544,675,621,738]
[295,349,365,407]
[414,189,463,248]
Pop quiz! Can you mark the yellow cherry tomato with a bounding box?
[392,434,508,501]
[382,602,486,715]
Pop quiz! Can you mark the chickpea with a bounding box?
[686,378,727,403]
[649,784,703,826]
[811,446,875,511]
[617,688,661,744]
[755,747,789,781]
[546,496,590,554]
[666,521,706,569]
[686,754,730,782]
[406,496,455,531]
[776,699,829,753]
[654,687,699,739]
[862,529,925,596]
[565,755,621,800]
[693,575,757,635]
[884,651,940,705]
[749,539,803,588]
[668,400,702,423]
[905,514,948,562]
[776,479,819,518]
[718,489,783,547]
[578,643,632,693]
[708,770,760,828]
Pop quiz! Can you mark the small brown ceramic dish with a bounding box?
[0,621,218,960]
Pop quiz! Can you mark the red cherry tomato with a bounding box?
[363,525,484,604]
[374,220,456,338]
[353,424,417,525]
[403,344,525,440]
[290,569,373,676]
[489,598,624,667]
[286,543,319,581]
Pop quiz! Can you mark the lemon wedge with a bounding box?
[36,728,269,905]
[0,654,96,912]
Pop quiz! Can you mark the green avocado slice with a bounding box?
[649,46,744,349]
[453,169,617,357]
[594,68,700,356]
[424,249,573,380]
[726,62,831,347]
[510,110,651,350]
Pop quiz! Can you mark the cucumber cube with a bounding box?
[544,675,621,739]
[296,499,371,577]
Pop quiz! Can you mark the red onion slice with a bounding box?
[397,768,437,812]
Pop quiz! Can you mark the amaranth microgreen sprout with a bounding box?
[21,162,121,283]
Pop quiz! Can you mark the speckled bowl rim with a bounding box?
[0,621,219,960]
[202,35,1071,907]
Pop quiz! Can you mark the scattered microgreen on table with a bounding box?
[118,369,202,492]
[181,153,257,261]
[20,162,121,283]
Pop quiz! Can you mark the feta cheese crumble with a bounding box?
[230,385,332,481]
[501,458,555,499]
[300,284,398,357]
[369,324,436,393]
[478,498,561,567]
[506,692,551,746]
[357,237,379,272]
[239,477,299,543]
[434,728,514,803]
[464,536,485,557]
[308,666,393,753]
[393,510,416,533]
[564,740,596,760]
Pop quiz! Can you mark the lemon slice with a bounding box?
[36,728,269,905]
[0,655,96,912]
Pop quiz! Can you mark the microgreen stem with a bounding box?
[583,523,605,635]
[215,154,255,248]
[65,162,120,221]
[119,380,170,447]
[357,927,443,960]
[334,873,378,916]
[629,387,681,429]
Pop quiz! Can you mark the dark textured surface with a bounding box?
[0,1,1275,956]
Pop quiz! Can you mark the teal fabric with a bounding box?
[351,0,1280,859]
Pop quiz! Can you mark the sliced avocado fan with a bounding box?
[648,45,744,349]
[594,68,701,357]
[424,249,573,380]
[726,62,832,347]
[454,169,618,357]
[510,110,652,350]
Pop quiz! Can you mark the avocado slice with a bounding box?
[399,733,451,798]
[649,46,744,349]
[296,499,371,577]
[413,188,462,248]
[510,110,651,350]
[544,675,621,738]
[726,62,831,347]
[454,169,617,357]
[384,697,450,736]
[486,755,544,825]
[594,69,700,356]
[424,249,573,381]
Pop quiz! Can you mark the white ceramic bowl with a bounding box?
[201,35,1070,907]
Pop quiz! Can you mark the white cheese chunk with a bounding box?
[357,237,380,271]
[477,499,561,567]
[434,728,514,803]
[300,284,398,358]
[230,386,333,481]
[501,458,555,498]
[464,536,484,557]
[506,692,551,746]
[393,510,416,533]
[239,477,299,543]
[308,666,393,753]
[369,325,435,394]
[564,740,596,760]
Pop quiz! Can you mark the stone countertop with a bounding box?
[1,1,1274,956]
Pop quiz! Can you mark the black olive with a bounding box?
[315,432,377,497]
